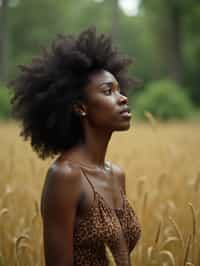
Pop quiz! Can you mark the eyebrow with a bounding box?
[98,81,119,88]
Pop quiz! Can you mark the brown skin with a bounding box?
[40,70,132,266]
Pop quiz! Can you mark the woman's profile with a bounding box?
[10,27,141,266]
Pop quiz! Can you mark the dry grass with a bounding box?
[0,119,200,266]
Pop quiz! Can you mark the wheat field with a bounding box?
[0,119,200,266]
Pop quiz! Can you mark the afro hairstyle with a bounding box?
[10,27,135,159]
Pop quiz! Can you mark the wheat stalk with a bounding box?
[0,208,9,218]
[142,191,148,217]
[168,216,184,247]
[105,244,116,266]
[31,200,40,224]
[144,111,158,130]
[160,236,179,250]
[187,202,196,241]
[15,233,31,254]
[183,234,192,266]
[194,172,200,192]
[147,246,154,263]
[159,250,176,266]
[154,219,162,247]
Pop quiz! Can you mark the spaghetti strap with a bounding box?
[79,166,96,201]
[67,159,125,208]
[66,159,111,195]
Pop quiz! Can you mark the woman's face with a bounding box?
[81,70,132,132]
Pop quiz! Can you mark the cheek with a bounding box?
[87,98,116,123]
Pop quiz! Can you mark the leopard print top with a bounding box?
[73,164,141,266]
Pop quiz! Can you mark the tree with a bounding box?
[111,0,120,41]
[0,0,9,82]
[140,0,200,105]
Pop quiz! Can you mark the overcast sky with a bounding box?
[94,0,140,16]
[119,0,139,16]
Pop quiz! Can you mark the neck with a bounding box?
[63,124,112,169]
[79,126,112,167]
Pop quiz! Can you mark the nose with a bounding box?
[118,92,128,104]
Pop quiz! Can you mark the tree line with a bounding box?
[0,0,200,108]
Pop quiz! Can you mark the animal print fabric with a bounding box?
[73,165,141,266]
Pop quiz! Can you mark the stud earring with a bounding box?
[80,111,86,116]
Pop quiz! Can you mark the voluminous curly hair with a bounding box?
[10,27,134,159]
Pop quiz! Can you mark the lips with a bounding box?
[119,106,132,119]
[119,106,131,114]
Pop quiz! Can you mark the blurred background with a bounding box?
[1,2,200,266]
[0,0,200,121]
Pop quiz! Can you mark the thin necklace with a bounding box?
[66,159,110,172]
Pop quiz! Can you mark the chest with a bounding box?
[76,171,123,219]
[74,192,141,254]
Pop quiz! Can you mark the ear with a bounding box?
[73,101,87,117]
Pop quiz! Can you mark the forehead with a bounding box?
[87,70,118,88]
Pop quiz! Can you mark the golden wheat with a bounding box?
[0,120,200,266]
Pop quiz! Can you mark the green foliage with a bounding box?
[134,80,194,120]
[1,0,200,106]
[0,85,11,119]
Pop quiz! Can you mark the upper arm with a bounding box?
[111,163,126,194]
[41,164,81,266]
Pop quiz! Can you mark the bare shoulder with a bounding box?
[51,160,82,183]
[108,162,126,194]
[41,161,82,218]
[45,161,82,193]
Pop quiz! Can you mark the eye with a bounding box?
[103,88,112,95]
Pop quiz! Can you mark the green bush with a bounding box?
[0,84,12,120]
[134,79,194,120]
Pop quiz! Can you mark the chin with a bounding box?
[115,122,131,131]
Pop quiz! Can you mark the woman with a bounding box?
[10,27,141,266]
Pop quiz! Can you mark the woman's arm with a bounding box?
[41,164,81,266]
